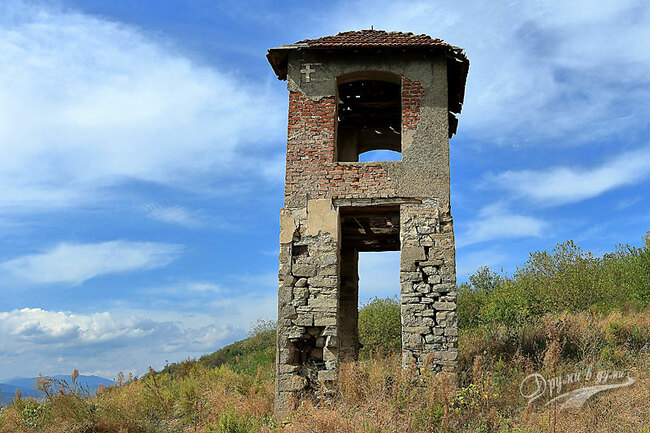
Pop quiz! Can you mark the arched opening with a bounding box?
[358,149,402,162]
[336,73,402,162]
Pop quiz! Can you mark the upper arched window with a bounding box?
[336,72,401,162]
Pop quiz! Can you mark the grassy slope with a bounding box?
[1,235,649,432]
[160,329,276,378]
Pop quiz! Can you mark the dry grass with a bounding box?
[1,310,647,433]
[0,363,275,432]
[280,310,650,433]
[280,354,649,433]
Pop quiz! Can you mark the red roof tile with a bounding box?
[295,30,451,48]
[266,30,469,135]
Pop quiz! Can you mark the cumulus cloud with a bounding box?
[0,288,276,378]
[0,308,240,377]
[0,241,182,285]
[489,146,650,205]
[457,205,547,247]
[1,309,147,346]
[0,0,285,215]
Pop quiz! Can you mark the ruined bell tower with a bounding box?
[267,30,469,413]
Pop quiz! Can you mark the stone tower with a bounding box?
[267,30,469,414]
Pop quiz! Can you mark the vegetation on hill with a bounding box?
[161,319,276,378]
[1,235,648,432]
[458,236,650,329]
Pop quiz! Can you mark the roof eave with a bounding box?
[265,44,470,133]
[446,48,470,116]
[267,44,454,81]
[267,43,309,81]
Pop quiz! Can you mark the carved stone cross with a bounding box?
[300,63,316,82]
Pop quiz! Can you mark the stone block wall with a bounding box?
[276,201,341,414]
[399,201,458,371]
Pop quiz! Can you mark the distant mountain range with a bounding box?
[0,375,115,406]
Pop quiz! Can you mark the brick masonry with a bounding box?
[402,77,424,130]
[285,92,396,204]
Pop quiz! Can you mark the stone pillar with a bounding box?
[338,246,359,361]
[275,200,341,415]
[400,200,458,371]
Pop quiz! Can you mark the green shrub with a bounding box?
[358,296,401,356]
[211,409,258,433]
[601,233,650,309]
[20,400,50,430]
[198,329,276,375]
[458,234,650,330]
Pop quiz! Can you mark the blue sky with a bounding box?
[0,0,648,380]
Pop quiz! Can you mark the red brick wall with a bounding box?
[402,77,424,130]
[285,78,424,203]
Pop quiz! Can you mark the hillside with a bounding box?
[0,235,648,432]
[163,233,650,375]
[160,328,276,377]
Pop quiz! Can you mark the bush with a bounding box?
[458,234,650,330]
[248,318,277,337]
[20,399,50,430]
[358,296,401,356]
[199,329,276,376]
[211,409,259,433]
[601,232,650,309]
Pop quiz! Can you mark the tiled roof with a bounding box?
[267,30,467,83]
[266,30,469,135]
[295,30,451,48]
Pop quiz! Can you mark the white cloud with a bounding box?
[325,0,650,144]
[490,146,650,205]
[616,196,642,211]
[0,285,277,378]
[1,241,182,284]
[457,205,546,247]
[139,281,222,298]
[184,282,221,293]
[142,204,207,228]
[138,277,278,327]
[0,1,285,215]
[1,308,147,345]
[0,307,240,378]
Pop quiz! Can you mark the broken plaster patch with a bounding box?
[279,209,297,244]
[306,199,338,240]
